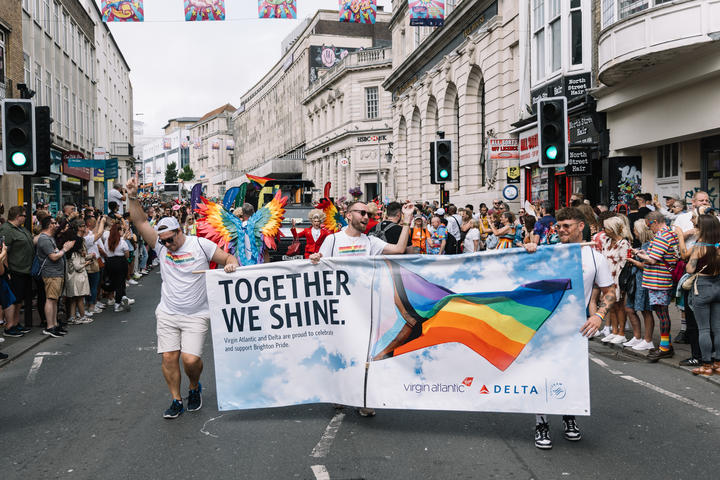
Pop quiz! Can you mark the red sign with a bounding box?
[62,150,91,180]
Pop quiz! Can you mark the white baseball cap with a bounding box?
[435,208,446,216]
[155,216,181,232]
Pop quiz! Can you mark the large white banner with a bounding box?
[206,244,590,415]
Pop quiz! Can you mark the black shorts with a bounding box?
[8,271,32,305]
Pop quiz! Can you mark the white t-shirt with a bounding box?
[673,211,696,243]
[311,227,321,242]
[84,232,100,258]
[446,214,462,240]
[109,188,124,214]
[581,246,613,308]
[154,235,217,316]
[463,228,481,253]
[103,233,129,257]
[319,230,387,257]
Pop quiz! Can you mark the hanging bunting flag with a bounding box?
[339,0,376,24]
[102,1,144,22]
[226,139,235,150]
[162,138,171,150]
[258,0,297,19]
[211,140,221,150]
[193,138,202,149]
[180,140,189,149]
[409,0,444,27]
[185,0,226,22]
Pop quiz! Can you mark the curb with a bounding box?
[589,337,720,387]
[0,331,50,369]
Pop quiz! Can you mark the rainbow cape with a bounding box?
[372,260,571,371]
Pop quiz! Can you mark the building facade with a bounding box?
[230,9,392,193]
[142,118,198,192]
[303,47,394,202]
[188,103,237,198]
[593,0,720,209]
[383,0,520,207]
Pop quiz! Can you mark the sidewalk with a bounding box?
[589,305,720,387]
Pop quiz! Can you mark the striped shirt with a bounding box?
[641,227,679,290]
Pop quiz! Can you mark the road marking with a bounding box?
[311,411,345,458]
[136,347,156,352]
[200,414,224,438]
[310,465,330,480]
[620,375,720,417]
[589,354,720,417]
[25,356,44,384]
[36,351,67,356]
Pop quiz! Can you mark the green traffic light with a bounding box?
[439,169,449,179]
[11,151,27,167]
[545,145,558,160]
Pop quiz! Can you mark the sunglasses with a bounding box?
[158,231,177,245]
[349,210,369,216]
[556,222,578,230]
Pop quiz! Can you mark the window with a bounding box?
[657,143,679,178]
[53,2,60,39]
[63,85,69,138]
[63,11,69,48]
[43,0,50,32]
[23,53,31,86]
[570,0,583,65]
[35,62,42,104]
[549,0,561,72]
[0,32,5,86]
[71,93,76,142]
[365,87,379,119]
[54,79,61,134]
[532,0,545,81]
[619,0,648,19]
[45,71,51,110]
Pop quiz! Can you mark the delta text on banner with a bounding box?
[206,244,590,415]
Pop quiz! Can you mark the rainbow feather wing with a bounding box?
[317,197,346,233]
[250,190,288,251]
[195,197,242,254]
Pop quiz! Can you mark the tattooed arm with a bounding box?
[686,246,701,274]
[580,285,616,337]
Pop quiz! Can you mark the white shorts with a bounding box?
[156,309,210,357]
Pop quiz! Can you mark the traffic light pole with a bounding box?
[439,183,445,208]
[22,175,34,327]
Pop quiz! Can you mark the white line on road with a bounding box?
[311,465,330,480]
[36,351,67,356]
[200,414,224,438]
[310,411,345,458]
[589,354,720,417]
[620,375,720,417]
[25,356,44,384]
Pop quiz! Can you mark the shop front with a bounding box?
[61,151,91,207]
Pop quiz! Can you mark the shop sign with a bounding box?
[519,129,539,167]
[339,157,350,167]
[569,113,599,145]
[489,139,519,160]
[62,150,91,181]
[506,166,521,183]
[531,72,591,113]
[357,135,388,143]
[567,149,591,177]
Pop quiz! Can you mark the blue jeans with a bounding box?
[138,243,148,270]
[690,275,720,363]
[86,271,101,305]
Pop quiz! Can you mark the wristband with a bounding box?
[593,312,604,322]
[402,222,411,227]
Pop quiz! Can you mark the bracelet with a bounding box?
[593,312,604,322]
[402,222,411,227]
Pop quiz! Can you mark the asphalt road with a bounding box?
[1,270,718,480]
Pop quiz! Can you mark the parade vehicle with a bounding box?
[255,179,317,262]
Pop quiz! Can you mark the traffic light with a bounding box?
[2,99,36,174]
[537,97,568,168]
[35,106,52,176]
[433,139,452,183]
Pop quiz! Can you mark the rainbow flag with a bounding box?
[245,174,274,188]
[372,260,571,371]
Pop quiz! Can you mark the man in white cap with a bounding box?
[125,173,239,419]
[654,193,682,222]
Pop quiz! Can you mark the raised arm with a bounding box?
[126,172,158,248]
[382,203,414,255]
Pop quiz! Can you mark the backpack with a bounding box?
[443,230,459,254]
[369,221,398,243]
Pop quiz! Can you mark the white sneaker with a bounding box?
[93,306,103,314]
[114,304,123,312]
[125,297,135,305]
[132,273,142,280]
[610,335,627,345]
[78,316,94,324]
[85,311,93,317]
[106,299,115,306]
[128,279,139,285]
[632,340,655,351]
[623,337,642,347]
[67,316,83,325]
[599,326,611,337]
[601,333,617,343]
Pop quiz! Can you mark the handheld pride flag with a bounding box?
[372,259,571,371]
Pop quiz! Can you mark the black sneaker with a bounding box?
[3,326,24,337]
[674,330,689,344]
[679,357,701,367]
[16,324,31,333]
[57,325,68,334]
[535,422,552,449]
[163,399,184,419]
[187,383,202,412]
[0,351,8,360]
[42,327,63,338]
[562,416,582,441]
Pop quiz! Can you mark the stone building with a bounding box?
[188,103,237,198]
[229,9,392,195]
[142,118,198,192]
[383,0,519,207]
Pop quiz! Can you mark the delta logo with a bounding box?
[478,384,540,395]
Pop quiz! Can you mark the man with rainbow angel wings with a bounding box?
[315,182,347,233]
[194,191,287,266]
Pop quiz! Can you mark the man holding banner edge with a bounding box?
[126,172,239,419]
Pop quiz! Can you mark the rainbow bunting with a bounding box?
[372,260,571,371]
[184,0,226,21]
[102,1,144,22]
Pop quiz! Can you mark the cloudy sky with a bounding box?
[98,0,392,138]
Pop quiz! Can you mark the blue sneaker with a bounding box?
[187,383,202,412]
[163,399,184,419]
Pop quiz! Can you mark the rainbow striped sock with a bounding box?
[659,335,671,351]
